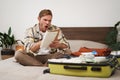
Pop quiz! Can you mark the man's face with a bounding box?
[38,15,52,32]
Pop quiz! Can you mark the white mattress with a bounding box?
[0,57,120,80]
[0,40,119,80]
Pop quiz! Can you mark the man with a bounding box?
[15,9,71,66]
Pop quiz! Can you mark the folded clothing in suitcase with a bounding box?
[48,57,118,78]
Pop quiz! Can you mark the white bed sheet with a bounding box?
[0,57,120,80]
[0,40,119,80]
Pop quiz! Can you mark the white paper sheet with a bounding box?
[40,29,59,48]
[36,29,59,55]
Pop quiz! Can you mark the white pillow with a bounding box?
[68,40,108,52]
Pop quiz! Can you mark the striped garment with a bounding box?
[24,23,70,54]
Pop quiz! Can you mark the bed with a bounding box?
[0,27,120,80]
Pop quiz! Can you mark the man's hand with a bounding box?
[49,40,60,48]
[30,41,41,52]
[49,40,68,49]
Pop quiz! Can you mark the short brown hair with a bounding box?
[39,9,52,18]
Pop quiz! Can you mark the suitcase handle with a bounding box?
[91,67,101,72]
[64,65,87,70]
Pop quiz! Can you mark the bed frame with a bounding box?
[61,27,113,43]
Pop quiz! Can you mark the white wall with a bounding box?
[0,0,120,40]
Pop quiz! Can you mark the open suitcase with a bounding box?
[48,57,118,78]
